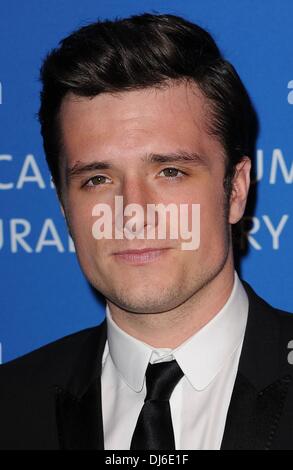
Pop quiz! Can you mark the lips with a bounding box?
[113,248,167,255]
[112,247,171,265]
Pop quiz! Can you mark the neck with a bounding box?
[107,252,235,349]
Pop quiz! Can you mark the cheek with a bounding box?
[67,198,96,248]
[183,182,224,221]
[195,187,227,246]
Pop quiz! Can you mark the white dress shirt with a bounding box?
[101,271,248,450]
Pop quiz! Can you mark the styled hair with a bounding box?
[38,12,257,198]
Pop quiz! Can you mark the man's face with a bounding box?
[59,81,243,314]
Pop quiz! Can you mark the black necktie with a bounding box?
[130,359,184,450]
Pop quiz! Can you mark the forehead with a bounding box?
[59,81,222,164]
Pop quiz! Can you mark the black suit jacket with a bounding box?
[0,281,293,450]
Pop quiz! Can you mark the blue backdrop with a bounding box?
[1,0,292,364]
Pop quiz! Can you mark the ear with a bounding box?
[59,200,66,219]
[59,201,73,238]
[229,157,251,224]
[59,201,65,218]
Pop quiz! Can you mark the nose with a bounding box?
[122,175,152,206]
[116,176,156,238]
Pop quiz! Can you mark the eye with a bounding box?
[158,167,186,179]
[83,175,112,187]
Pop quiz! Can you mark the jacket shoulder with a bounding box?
[242,279,293,352]
[0,321,106,388]
[242,279,293,320]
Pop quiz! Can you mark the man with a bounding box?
[0,12,292,450]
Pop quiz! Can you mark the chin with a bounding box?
[108,287,185,314]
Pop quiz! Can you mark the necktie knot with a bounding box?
[145,359,184,402]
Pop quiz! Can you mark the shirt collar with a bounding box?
[105,270,248,392]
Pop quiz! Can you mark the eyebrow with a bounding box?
[66,150,207,183]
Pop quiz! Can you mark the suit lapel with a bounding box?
[221,281,293,450]
[55,380,104,450]
[220,371,292,450]
[54,319,107,450]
